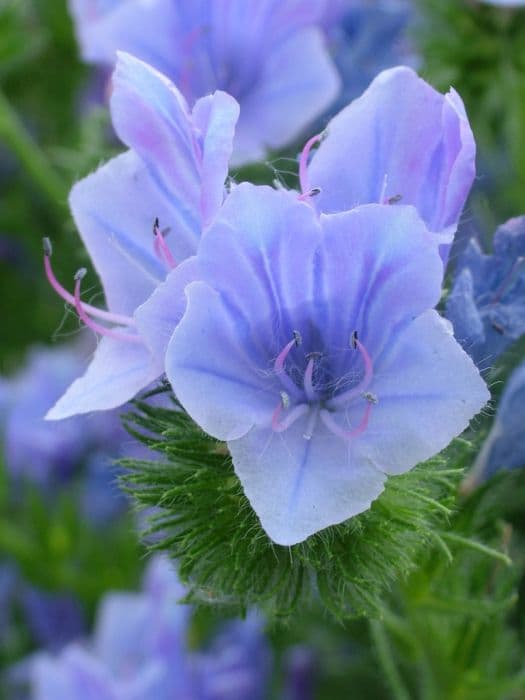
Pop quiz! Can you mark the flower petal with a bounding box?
[228,420,386,545]
[46,337,159,419]
[344,310,489,475]
[167,281,277,441]
[111,53,239,228]
[232,27,340,164]
[308,66,475,238]
[69,150,188,316]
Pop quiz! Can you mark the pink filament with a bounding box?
[303,357,317,402]
[274,338,301,397]
[73,272,143,344]
[320,402,372,441]
[298,133,322,197]
[329,339,374,409]
[271,401,309,433]
[153,221,177,270]
[44,253,135,327]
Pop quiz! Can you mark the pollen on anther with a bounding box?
[280,391,290,409]
[362,391,378,404]
[74,267,87,282]
[351,330,358,349]
[43,237,53,257]
[293,330,302,347]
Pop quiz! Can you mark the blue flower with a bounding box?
[45,52,239,419]
[445,216,525,369]
[139,183,488,545]
[29,556,271,700]
[68,0,340,164]
[464,360,525,489]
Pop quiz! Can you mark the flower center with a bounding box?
[270,329,377,442]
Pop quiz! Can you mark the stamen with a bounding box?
[73,269,142,344]
[274,335,302,397]
[303,357,318,402]
[361,391,378,404]
[153,218,177,270]
[43,238,136,327]
[272,401,309,433]
[320,402,372,441]
[298,187,321,202]
[328,335,374,409]
[303,405,320,440]
[298,133,323,197]
[387,194,402,204]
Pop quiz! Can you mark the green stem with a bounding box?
[0,88,67,209]
[370,619,411,700]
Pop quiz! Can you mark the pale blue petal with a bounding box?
[46,338,159,419]
[228,421,386,545]
[167,281,276,441]
[342,310,489,476]
[308,66,475,238]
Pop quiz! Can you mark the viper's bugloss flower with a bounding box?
[29,556,270,700]
[138,184,488,545]
[464,360,525,489]
[45,53,239,419]
[306,66,476,251]
[68,0,340,164]
[321,0,416,120]
[446,216,525,369]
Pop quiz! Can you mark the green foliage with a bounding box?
[416,0,525,226]
[123,395,486,623]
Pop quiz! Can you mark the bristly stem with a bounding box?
[370,619,411,700]
[0,88,67,210]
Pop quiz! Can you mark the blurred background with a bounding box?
[1,1,525,698]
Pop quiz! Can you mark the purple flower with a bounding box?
[29,556,271,700]
[45,52,239,419]
[138,183,488,545]
[305,66,476,250]
[68,0,340,164]
[320,0,417,121]
[464,360,525,489]
[21,588,86,653]
[445,216,525,369]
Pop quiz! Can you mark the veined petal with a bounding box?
[69,150,196,316]
[167,281,277,441]
[46,337,159,419]
[308,66,475,239]
[345,310,490,475]
[111,53,239,228]
[229,421,386,546]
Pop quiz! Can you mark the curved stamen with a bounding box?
[272,401,309,433]
[73,269,143,344]
[298,133,323,197]
[320,402,372,442]
[303,405,320,441]
[153,218,177,270]
[303,356,318,402]
[43,239,135,327]
[328,337,374,409]
[274,333,302,397]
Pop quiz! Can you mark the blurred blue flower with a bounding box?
[463,360,525,489]
[141,183,488,545]
[69,0,340,164]
[321,0,417,118]
[445,216,525,369]
[21,588,86,653]
[29,556,271,699]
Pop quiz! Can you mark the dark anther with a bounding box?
[74,267,87,282]
[153,217,160,234]
[43,237,53,257]
[388,194,402,204]
[491,320,505,335]
[306,351,322,360]
[351,330,358,349]
[292,330,302,347]
[309,187,321,197]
